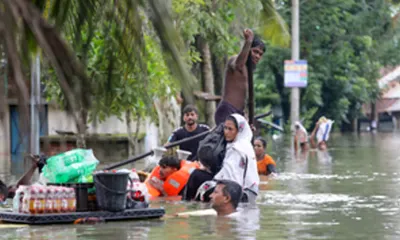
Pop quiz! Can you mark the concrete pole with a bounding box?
[290,0,300,154]
[30,54,40,155]
[34,54,41,155]
[290,0,300,127]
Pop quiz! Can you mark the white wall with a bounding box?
[47,107,147,135]
[47,95,182,153]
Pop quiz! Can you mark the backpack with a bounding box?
[197,123,226,175]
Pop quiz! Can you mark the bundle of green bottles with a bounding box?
[42,149,99,183]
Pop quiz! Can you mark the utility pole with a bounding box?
[30,53,40,156]
[290,0,300,126]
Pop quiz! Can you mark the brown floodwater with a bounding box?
[1,132,400,240]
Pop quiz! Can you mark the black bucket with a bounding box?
[94,172,129,212]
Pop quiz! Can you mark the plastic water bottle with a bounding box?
[53,187,62,213]
[67,188,76,212]
[13,186,28,213]
[28,187,37,214]
[36,187,45,214]
[45,187,54,213]
[61,187,68,212]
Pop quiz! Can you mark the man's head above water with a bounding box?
[158,155,181,181]
[210,180,243,216]
[318,141,327,151]
[182,104,199,127]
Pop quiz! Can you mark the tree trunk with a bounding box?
[154,95,181,144]
[126,110,142,157]
[212,55,225,97]
[134,113,141,152]
[370,102,378,130]
[199,39,216,127]
[352,118,358,132]
[75,108,87,148]
[126,110,134,156]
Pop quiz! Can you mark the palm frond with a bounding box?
[259,0,291,48]
[4,0,90,133]
[147,0,195,103]
[0,3,30,134]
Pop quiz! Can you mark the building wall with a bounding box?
[46,106,164,155]
[0,107,11,174]
[47,107,146,135]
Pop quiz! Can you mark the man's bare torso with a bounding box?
[222,56,248,111]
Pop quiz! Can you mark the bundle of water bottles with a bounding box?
[41,149,99,184]
[13,185,76,214]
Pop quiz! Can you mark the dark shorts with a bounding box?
[214,101,244,126]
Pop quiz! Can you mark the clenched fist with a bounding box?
[243,28,254,42]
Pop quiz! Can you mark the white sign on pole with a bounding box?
[284,60,308,88]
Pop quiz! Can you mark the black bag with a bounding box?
[197,123,226,175]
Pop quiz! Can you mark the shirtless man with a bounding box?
[214,29,266,125]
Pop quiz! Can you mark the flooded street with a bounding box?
[1,132,400,239]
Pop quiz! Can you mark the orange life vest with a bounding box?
[145,160,199,197]
[257,154,276,175]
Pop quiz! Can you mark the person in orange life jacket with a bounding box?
[183,145,215,202]
[148,155,183,196]
[166,105,210,161]
[210,180,243,217]
[253,137,277,176]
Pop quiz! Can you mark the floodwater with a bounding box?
[1,132,400,239]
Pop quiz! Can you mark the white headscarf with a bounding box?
[214,114,260,194]
[228,114,255,159]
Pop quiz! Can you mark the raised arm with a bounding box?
[294,134,298,152]
[310,122,319,148]
[230,29,254,70]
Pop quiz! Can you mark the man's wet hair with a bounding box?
[197,145,214,170]
[159,155,181,169]
[183,104,198,115]
[251,35,266,52]
[216,179,242,209]
[255,136,267,148]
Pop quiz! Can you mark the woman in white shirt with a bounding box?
[214,114,260,204]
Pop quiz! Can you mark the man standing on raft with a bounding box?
[214,28,266,125]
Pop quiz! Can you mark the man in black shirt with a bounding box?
[167,105,210,161]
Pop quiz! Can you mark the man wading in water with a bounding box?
[214,29,265,125]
